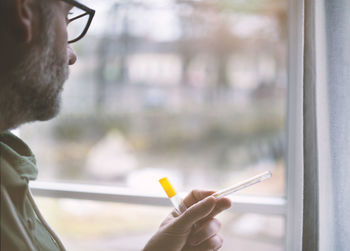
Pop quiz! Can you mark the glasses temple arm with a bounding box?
[69,12,89,23]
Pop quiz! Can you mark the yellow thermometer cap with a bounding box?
[159,177,177,198]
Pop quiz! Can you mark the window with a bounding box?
[21,0,288,250]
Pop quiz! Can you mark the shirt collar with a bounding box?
[0,131,38,187]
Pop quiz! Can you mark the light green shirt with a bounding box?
[0,131,62,251]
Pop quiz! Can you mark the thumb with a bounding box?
[173,196,216,231]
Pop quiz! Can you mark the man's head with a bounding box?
[0,0,92,132]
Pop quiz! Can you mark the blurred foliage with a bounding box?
[52,97,284,176]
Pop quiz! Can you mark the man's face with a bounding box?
[4,0,77,125]
[26,1,77,121]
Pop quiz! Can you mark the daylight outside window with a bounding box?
[20,0,287,250]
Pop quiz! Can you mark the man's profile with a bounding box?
[0,0,231,250]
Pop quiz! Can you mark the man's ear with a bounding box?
[12,0,36,43]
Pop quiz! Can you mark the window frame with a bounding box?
[26,0,303,248]
[30,181,286,215]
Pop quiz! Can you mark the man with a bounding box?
[0,0,232,250]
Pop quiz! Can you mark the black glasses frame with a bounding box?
[61,0,95,43]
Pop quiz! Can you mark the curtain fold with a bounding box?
[303,0,319,249]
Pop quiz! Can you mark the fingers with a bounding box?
[195,235,223,251]
[207,197,232,219]
[188,218,221,246]
[181,190,231,217]
[151,189,229,251]
[172,189,232,228]
[195,197,231,228]
[174,196,216,230]
[183,234,224,251]
[182,189,215,208]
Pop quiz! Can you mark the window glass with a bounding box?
[34,197,285,251]
[20,0,287,196]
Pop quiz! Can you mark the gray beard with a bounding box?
[0,27,69,130]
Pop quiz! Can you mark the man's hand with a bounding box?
[143,190,232,251]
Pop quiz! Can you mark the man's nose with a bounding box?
[67,45,77,65]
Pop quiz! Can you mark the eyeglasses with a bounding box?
[61,0,95,43]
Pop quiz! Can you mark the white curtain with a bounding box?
[324,0,350,250]
[287,0,350,250]
[302,0,350,250]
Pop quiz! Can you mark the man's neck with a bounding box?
[0,118,16,133]
[0,86,23,133]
